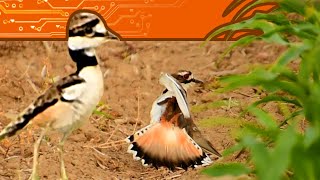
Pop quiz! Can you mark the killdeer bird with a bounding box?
[126,72,221,170]
[0,11,119,179]
[151,70,222,157]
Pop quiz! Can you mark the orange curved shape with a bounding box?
[0,0,278,40]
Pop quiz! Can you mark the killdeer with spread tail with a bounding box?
[0,11,119,179]
[150,70,222,157]
[126,72,221,170]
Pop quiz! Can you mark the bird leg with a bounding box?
[29,128,47,180]
[57,132,71,180]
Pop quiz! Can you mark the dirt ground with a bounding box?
[0,40,285,180]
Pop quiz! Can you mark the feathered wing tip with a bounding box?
[0,116,24,140]
[192,133,222,158]
[189,123,222,158]
[126,122,213,170]
[0,103,39,140]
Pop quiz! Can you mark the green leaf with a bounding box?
[269,126,297,180]
[242,123,277,140]
[220,68,278,92]
[242,136,271,178]
[278,110,304,127]
[277,0,306,15]
[206,19,287,44]
[251,95,302,108]
[261,81,305,98]
[291,23,320,38]
[273,43,311,68]
[271,66,298,82]
[232,1,263,21]
[217,35,257,60]
[248,106,277,129]
[202,163,251,177]
[93,110,114,119]
[222,143,244,157]
[254,12,290,26]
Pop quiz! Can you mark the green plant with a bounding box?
[203,0,320,179]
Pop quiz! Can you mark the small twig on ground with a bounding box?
[20,169,32,172]
[227,97,232,110]
[91,147,109,157]
[235,148,246,159]
[96,142,126,149]
[145,174,163,180]
[1,136,19,158]
[165,174,182,180]
[18,135,25,158]
[105,123,119,143]
[17,64,31,80]
[115,127,131,136]
[3,155,20,161]
[0,145,7,155]
[90,115,105,125]
[103,123,131,136]
[92,152,110,170]
[25,74,40,95]
[42,41,52,58]
[103,69,110,78]
[234,90,254,98]
[140,172,151,175]
[95,139,127,149]
[82,131,126,149]
[96,158,107,170]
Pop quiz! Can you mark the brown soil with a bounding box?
[0,40,284,180]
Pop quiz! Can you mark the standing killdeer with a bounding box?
[0,11,119,179]
[126,72,221,170]
[150,70,222,157]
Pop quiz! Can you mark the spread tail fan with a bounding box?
[126,116,212,170]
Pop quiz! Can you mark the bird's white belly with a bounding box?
[52,66,104,133]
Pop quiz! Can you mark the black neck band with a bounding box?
[68,48,98,73]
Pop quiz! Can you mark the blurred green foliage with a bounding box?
[203,0,320,179]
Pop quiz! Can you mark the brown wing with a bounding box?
[185,120,222,157]
[0,74,85,140]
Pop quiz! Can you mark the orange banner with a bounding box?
[0,0,277,40]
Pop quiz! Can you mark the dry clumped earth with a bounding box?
[0,40,285,179]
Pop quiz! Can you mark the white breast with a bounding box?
[52,65,104,132]
[78,65,104,106]
[149,90,175,124]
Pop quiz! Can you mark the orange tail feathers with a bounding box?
[126,120,212,170]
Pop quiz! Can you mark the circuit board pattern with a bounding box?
[0,0,277,40]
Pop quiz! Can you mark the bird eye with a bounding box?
[183,74,189,79]
[85,27,94,36]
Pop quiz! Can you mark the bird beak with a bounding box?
[106,31,119,40]
[191,78,204,84]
